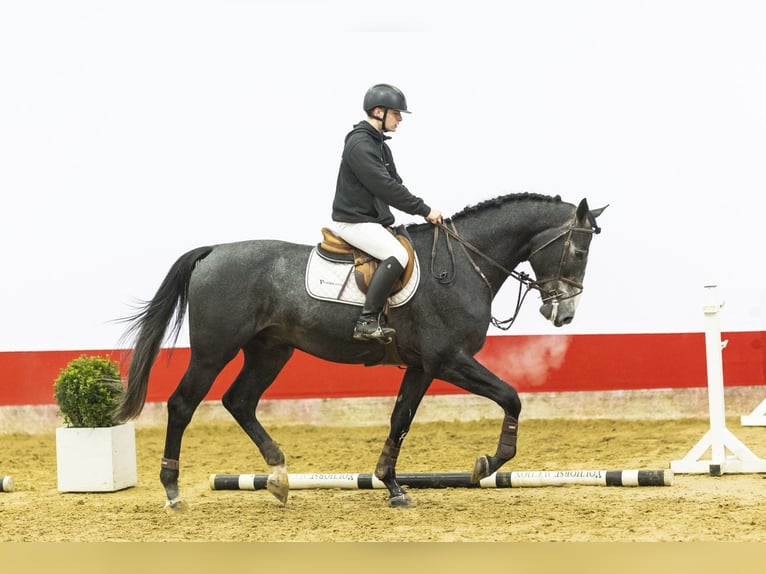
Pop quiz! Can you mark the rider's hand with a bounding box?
[426,209,443,224]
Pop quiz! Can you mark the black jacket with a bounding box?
[332,121,431,226]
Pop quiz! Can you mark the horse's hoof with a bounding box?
[163,498,189,514]
[267,470,290,505]
[471,454,491,483]
[267,480,289,505]
[389,493,413,508]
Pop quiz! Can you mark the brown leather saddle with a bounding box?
[317,226,415,295]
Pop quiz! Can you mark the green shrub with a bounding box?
[53,355,124,427]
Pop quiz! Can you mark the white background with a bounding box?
[2,0,765,351]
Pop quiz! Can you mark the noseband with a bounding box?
[432,212,599,330]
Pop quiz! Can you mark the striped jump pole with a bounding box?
[210,469,673,491]
[0,476,13,493]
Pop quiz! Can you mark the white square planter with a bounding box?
[56,422,137,492]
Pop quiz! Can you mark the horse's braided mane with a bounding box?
[451,192,562,220]
[406,192,562,231]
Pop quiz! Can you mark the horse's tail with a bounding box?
[114,246,215,422]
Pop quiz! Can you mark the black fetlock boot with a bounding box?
[353,257,404,343]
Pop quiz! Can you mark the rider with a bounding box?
[332,83,443,342]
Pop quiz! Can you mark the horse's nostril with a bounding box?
[561,316,573,325]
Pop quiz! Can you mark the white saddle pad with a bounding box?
[305,248,419,308]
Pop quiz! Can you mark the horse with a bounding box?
[115,192,606,510]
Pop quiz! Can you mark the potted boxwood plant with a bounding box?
[53,355,137,492]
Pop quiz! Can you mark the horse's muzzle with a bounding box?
[539,299,577,327]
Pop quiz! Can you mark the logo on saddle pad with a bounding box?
[305,227,419,307]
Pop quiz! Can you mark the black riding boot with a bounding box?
[353,256,405,343]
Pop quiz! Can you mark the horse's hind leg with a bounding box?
[376,368,432,508]
[221,340,294,505]
[161,358,227,512]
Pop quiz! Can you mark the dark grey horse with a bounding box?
[115,193,605,510]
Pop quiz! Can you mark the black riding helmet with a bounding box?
[363,84,410,132]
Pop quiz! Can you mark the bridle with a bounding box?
[528,214,600,304]
[431,212,600,330]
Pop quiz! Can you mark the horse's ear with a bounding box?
[577,199,608,220]
[577,199,608,234]
[576,198,590,221]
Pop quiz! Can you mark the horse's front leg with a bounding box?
[470,412,518,482]
[376,368,432,508]
[438,351,521,482]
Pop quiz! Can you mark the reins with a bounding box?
[431,220,536,330]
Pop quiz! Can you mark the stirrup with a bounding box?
[353,317,396,343]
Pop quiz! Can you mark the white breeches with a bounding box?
[332,222,409,268]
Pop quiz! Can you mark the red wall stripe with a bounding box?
[1,332,764,407]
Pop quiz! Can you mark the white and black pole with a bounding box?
[0,476,13,493]
[210,469,673,491]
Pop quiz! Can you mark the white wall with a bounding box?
[1,0,765,351]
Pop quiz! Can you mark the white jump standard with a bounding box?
[741,397,766,427]
[670,285,766,474]
[210,469,673,491]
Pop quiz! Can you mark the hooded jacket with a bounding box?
[332,121,431,226]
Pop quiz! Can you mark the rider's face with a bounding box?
[372,107,403,132]
[384,109,402,132]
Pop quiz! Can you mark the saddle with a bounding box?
[317,226,415,295]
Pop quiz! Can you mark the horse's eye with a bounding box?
[574,250,586,260]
